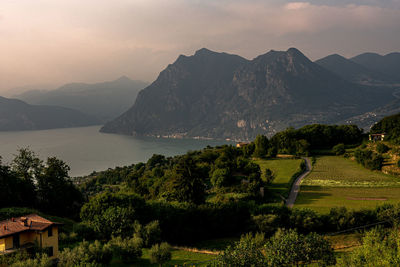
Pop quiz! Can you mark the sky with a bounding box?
[0,0,399,95]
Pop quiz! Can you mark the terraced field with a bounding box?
[254,158,304,201]
[295,156,400,213]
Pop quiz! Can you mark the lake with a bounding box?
[0,126,230,177]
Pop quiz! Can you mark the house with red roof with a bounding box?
[0,214,61,258]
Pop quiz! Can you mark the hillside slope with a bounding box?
[0,96,99,131]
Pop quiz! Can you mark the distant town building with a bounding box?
[369,133,385,142]
[236,142,250,148]
[0,214,61,258]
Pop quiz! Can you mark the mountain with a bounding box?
[315,54,393,84]
[101,48,395,140]
[350,52,400,82]
[0,96,99,131]
[15,76,148,122]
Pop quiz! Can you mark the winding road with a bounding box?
[286,157,312,208]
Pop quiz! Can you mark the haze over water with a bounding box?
[0,126,229,177]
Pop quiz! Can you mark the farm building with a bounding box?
[369,133,385,141]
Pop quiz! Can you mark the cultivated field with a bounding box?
[295,156,400,213]
[254,158,304,200]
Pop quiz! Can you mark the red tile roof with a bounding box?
[0,214,59,238]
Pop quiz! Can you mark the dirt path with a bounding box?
[286,157,312,208]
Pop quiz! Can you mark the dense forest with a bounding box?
[2,122,400,266]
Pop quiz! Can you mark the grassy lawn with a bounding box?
[110,248,217,266]
[295,156,400,213]
[254,158,304,201]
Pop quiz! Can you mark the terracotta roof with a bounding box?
[0,214,58,238]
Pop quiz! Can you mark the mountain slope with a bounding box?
[315,54,392,84]
[351,52,400,82]
[101,48,395,140]
[15,76,148,122]
[0,96,99,131]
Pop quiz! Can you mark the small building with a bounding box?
[369,133,385,142]
[236,142,250,148]
[0,214,61,258]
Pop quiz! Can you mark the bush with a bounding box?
[332,143,345,155]
[354,148,384,170]
[376,143,390,154]
[264,229,335,266]
[10,253,52,267]
[337,228,400,266]
[149,242,172,265]
[264,169,275,184]
[58,240,112,266]
[218,233,266,266]
[109,235,143,263]
[397,160,400,168]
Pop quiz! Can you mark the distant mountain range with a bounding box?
[15,76,148,122]
[315,54,396,85]
[101,48,398,140]
[0,96,98,131]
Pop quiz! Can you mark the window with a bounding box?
[48,226,53,237]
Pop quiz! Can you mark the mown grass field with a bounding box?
[295,156,400,213]
[110,248,217,266]
[254,158,304,201]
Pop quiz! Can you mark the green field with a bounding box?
[254,158,304,200]
[110,248,217,266]
[295,156,400,213]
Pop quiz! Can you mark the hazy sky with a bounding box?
[1,0,399,95]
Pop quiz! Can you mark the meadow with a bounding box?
[111,248,216,266]
[254,158,304,201]
[295,156,400,213]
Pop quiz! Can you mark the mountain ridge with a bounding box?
[101,48,397,140]
[15,77,149,122]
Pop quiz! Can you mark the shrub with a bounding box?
[218,233,266,266]
[149,242,172,266]
[264,229,335,266]
[264,169,275,184]
[251,214,279,236]
[332,143,345,155]
[337,228,400,266]
[397,160,400,168]
[376,143,390,154]
[58,240,112,266]
[10,253,52,267]
[109,235,143,263]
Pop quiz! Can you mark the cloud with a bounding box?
[0,0,399,93]
[285,2,311,10]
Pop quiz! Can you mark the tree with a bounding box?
[58,240,112,266]
[338,228,400,266]
[149,243,172,266]
[80,192,146,238]
[108,236,143,263]
[164,155,206,204]
[253,135,269,158]
[218,233,266,266]
[264,229,335,266]
[376,142,389,154]
[36,157,83,218]
[332,143,345,155]
[10,148,42,207]
[264,168,275,184]
[211,168,230,187]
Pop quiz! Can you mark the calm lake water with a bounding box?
[0,126,230,177]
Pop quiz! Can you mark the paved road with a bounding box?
[286,157,312,208]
